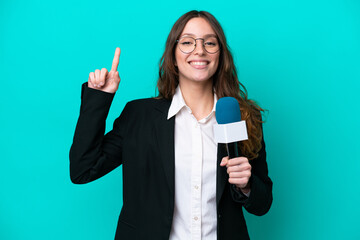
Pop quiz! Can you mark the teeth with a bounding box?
[190,61,207,66]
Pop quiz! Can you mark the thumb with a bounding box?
[220,156,229,167]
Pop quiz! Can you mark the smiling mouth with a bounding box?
[190,61,208,66]
[189,60,210,69]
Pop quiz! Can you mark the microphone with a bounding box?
[214,97,248,159]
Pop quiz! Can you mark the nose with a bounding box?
[193,39,205,55]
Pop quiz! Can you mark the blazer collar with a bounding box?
[154,98,176,196]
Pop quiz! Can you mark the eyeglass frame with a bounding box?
[176,36,221,54]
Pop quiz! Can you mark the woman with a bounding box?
[70,10,272,240]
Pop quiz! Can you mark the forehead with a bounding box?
[180,17,216,37]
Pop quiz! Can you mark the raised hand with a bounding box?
[88,47,121,93]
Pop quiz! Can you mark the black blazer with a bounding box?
[70,84,273,240]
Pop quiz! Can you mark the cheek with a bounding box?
[212,57,220,72]
[175,49,185,67]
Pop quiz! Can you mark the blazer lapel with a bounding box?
[154,99,175,196]
[216,143,228,206]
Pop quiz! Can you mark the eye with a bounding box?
[181,41,193,45]
[204,38,218,47]
[205,41,217,46]
[179,37,195,45]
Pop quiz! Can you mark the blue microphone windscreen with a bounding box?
[215,97,241,124]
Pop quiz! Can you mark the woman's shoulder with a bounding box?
[124,97,172,115]
[126,97,170,107]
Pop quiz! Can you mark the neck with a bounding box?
[179,80,214,121]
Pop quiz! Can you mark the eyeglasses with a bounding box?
[176,36,220,54]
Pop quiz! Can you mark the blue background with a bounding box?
[1,0,359,239]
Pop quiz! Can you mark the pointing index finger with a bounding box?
[111,47,121,71]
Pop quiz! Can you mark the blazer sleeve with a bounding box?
[69,83,128,184]
[230,129,273,216]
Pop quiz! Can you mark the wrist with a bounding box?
[236,182,251,194]
[240,187,250,194]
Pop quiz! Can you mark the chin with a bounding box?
[193,74,214,83]
[179,71,214,84]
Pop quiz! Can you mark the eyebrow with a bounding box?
[180,33,217,38]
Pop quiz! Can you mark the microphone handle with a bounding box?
[226,142,240,159]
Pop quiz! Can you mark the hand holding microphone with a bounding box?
[220,156,251,193]
[215,97,251,194]
[88,47,121,93]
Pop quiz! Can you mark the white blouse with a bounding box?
[168,86,218,240]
